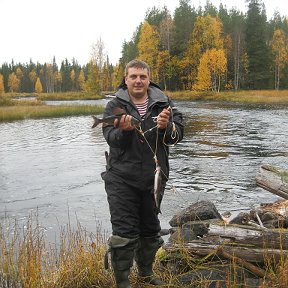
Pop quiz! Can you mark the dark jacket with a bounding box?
[102,85,184,189]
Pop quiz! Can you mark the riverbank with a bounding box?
[1,97,287,287]
[167,89,288,104]
[0,94,104,122]
[1,211,287,288]
[1,89,288,122]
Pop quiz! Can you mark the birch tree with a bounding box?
[89,37,107,91]
[0,74,4,94]
[194,48,227,92]
[183,15,224,89]
[35,77,43,93]
[8,72,20,92]
[271,28,288,89]
[138,21,160,81]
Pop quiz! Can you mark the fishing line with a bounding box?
[135,107,179,182]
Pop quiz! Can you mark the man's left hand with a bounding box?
[157,108,170,129]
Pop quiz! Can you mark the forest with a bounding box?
[0,0,287,94]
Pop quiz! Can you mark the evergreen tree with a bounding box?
[0,63,10,92]
[60,59,72,92]
[229,9,247,90]
[119,26,141,69]
[171,0,196,56]
[245,0,271,89]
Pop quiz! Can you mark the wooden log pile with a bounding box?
[256,164,288,199]
[163,164,288,279]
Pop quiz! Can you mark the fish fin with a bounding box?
[91,115,100,128]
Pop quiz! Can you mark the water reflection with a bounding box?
[0,100,287,240]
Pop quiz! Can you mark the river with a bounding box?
[0,100,287,241]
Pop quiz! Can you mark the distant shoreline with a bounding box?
[1,90,287,122]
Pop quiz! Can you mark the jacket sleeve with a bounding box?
[102,100,135,148]
[162,100,184,145]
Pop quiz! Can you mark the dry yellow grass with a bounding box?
[2,215,288,287]
[167,89,288,104]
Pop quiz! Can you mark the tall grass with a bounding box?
[0,215,113,288]
[1,215,288,287]
[0,105,104,122]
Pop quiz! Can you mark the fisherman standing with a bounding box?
[101,59,183,288]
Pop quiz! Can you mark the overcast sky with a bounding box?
[0,0,286,66]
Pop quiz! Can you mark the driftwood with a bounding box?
[206,223,288,249]
[256,164,288,199]
[163,195,288,280]
[165,239,288,263]
[164,165,288,281]
[216,248,267,278]
[164,222,288,263]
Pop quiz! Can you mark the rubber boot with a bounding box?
[135,235,165,286]
[108,235,138,288]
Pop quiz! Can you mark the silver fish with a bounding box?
[92,107,140,128]
[154,162,162,214]
[92,114,124,128]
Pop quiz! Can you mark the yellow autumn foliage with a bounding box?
[193,48,227,92]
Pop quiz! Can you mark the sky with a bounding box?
[0,0,287,67]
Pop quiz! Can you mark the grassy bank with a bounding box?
[168,89,288,104]
[0,95,104,122]
[0,105,104,122]
[1,89,287,123]
[3,92,103,101]
[0,215,287,288]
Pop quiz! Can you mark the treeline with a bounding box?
[0,0,288,94]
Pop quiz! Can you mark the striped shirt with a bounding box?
[135,98,149,117]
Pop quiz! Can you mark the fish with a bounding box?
[153,161,162,214]
[91,107,140,128]
[92,114,124,128]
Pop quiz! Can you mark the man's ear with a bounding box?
[125,77,128,85]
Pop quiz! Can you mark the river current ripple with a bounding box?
[0,100,287,240]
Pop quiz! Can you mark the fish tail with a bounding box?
[91,115,100,128]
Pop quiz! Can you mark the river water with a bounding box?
[0,100,287,241]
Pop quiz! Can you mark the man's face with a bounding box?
[125,67,150,99]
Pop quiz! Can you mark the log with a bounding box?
[164,240,288,263]
[256,164,288,199]
[170,222,288,250]
[165,222,288,264]
[206,223,288,250]
[217,248,267,278]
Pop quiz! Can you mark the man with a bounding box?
[101,59,183,288]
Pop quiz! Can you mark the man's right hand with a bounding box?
[114,115,135,131]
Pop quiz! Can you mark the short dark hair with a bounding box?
[125,59,150,76]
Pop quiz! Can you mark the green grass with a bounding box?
[0,105,104,122]
[0,92,105,122]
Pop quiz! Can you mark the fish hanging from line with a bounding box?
[91,107,140,128]
[153,160,162,214]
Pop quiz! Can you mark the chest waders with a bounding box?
[105,234,165,287]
